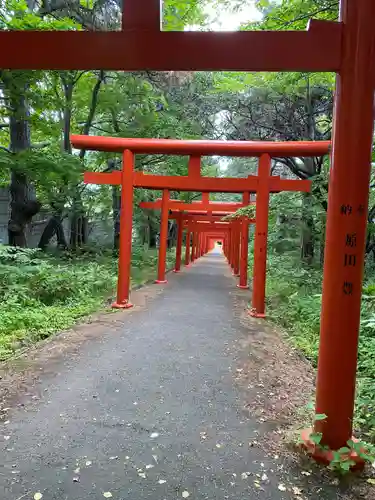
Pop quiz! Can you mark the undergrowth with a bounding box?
[265,251,375,443]
[0,245,174,361]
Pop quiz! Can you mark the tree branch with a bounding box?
[79,70,105,160]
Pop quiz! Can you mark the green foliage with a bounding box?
[222,205,256,221]
[0,245,174,361]
[265,247,375,442]
[253,0,339,30]
[314,413,327,421]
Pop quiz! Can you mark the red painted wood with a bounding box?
[251,154,271,318]
[73,135,330,157]
[174,213,183,272]
[155,188,169,284]
[238,192,250,289]
[113,150,134,309]
[314,0,375,450]
[122,0,161,30]
[0,22,341,72]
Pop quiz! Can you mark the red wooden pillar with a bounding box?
[191,229,196,262]
[174,212,183,273]
[185,225,191,266]
[233,221,240,276]
[238,192,250,289]
[251,154,271,318]
[155,188,169,284]
[113,149,134,309]
[306,0,375,452]
[230,226,235,268]
[229,225,235,269]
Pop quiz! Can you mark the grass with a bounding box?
[0,245,175,361]
[264,251,375,442]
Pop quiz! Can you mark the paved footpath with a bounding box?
[1,252,338,500]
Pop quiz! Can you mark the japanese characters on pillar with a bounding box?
[305,0,375,456]
[340,203,361,295]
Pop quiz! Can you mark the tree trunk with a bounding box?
[38,213,68,250]
[299,79,316,264]
[300,191,314,264]
[320,217,326,267]
[149,218,158,248]
[61,75,73,154]
[8,88,40,247]
[168,220,177,248]
[112,185,120,250]
[70,212,87,247]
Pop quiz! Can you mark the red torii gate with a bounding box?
[76,140,317,316]
[3,0,374,459]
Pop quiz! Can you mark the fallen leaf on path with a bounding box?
[4,436,10,441]
[261,473,268,481]
[278,484,286,491]
[74,468,80,474]
[158,479,166,484]
[103,493,113,498]
[367,478,375,485]
[109,456,118,460]
[216,443,222,448]
[73,477,80,482]
[152,455,158,463]
[145,464,154,469]
[34,493,43,500]
[301,471,311,476]
[292,486,302,495]
[182,491,190,498]
[85,461,92,466]
[138,472,146,479]
[150,432,159,439]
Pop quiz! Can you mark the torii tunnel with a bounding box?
[139,197,256,290]
[3,0,375,463]
[74,137,322,317]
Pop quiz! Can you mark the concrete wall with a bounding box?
[0,187,114,248]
